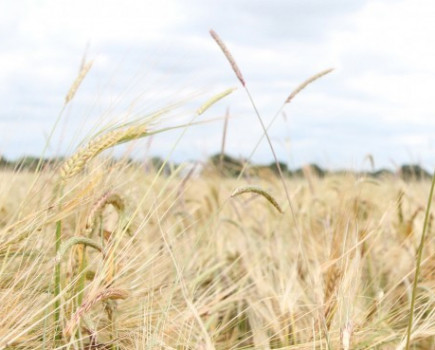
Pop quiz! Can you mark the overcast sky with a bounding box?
[1,0,435,170]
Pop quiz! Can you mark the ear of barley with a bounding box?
[60,124,148,180]
[65,60,93,105]
[285,68,334,103]
[323,263,342,329]
[231,185,283,213]
[64,288,129,337]
[196,87,237,116]
[85,192,125,236]
[210,29,246,86]
[55,236,103,263]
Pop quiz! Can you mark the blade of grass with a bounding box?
[405,170,435,349]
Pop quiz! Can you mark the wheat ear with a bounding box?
[65,61,93,105]
[60,125,148,180]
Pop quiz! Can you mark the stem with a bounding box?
[54,182,65,341]
[405,170,435,349]
[35,105,67,174]
[236,105,285,181]
[220,107,230,173]
[54,219,62,341]
[243,89,297,223]
[77,246,87,306]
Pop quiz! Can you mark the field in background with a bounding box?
[1,162,435,349]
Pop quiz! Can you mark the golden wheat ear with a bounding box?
[65,60,93,105]
[60,124,148,181]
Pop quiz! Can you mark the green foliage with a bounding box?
[208,153,246,177]
[400,164,431,181]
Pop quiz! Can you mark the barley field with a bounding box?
[1,31,435,350]
[1,162,435,349]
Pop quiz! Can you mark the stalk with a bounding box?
[405,170,435,349]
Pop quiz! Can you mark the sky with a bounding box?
[1,0,435,170]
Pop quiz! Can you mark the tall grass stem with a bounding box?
[405,170,435,349]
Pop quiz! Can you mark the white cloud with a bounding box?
[329,0,435,121]
[1,0,184,44]
[1,0,435,169]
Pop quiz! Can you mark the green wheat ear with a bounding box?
[231,185,283,213]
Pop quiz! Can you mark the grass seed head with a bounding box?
[285,68,334,103]
[210,29,246,87]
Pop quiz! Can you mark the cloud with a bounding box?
[1,0,435,170]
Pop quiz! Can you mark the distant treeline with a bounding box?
[0,154,432,181]
[0,156,63,171]
[206,154,432,181]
